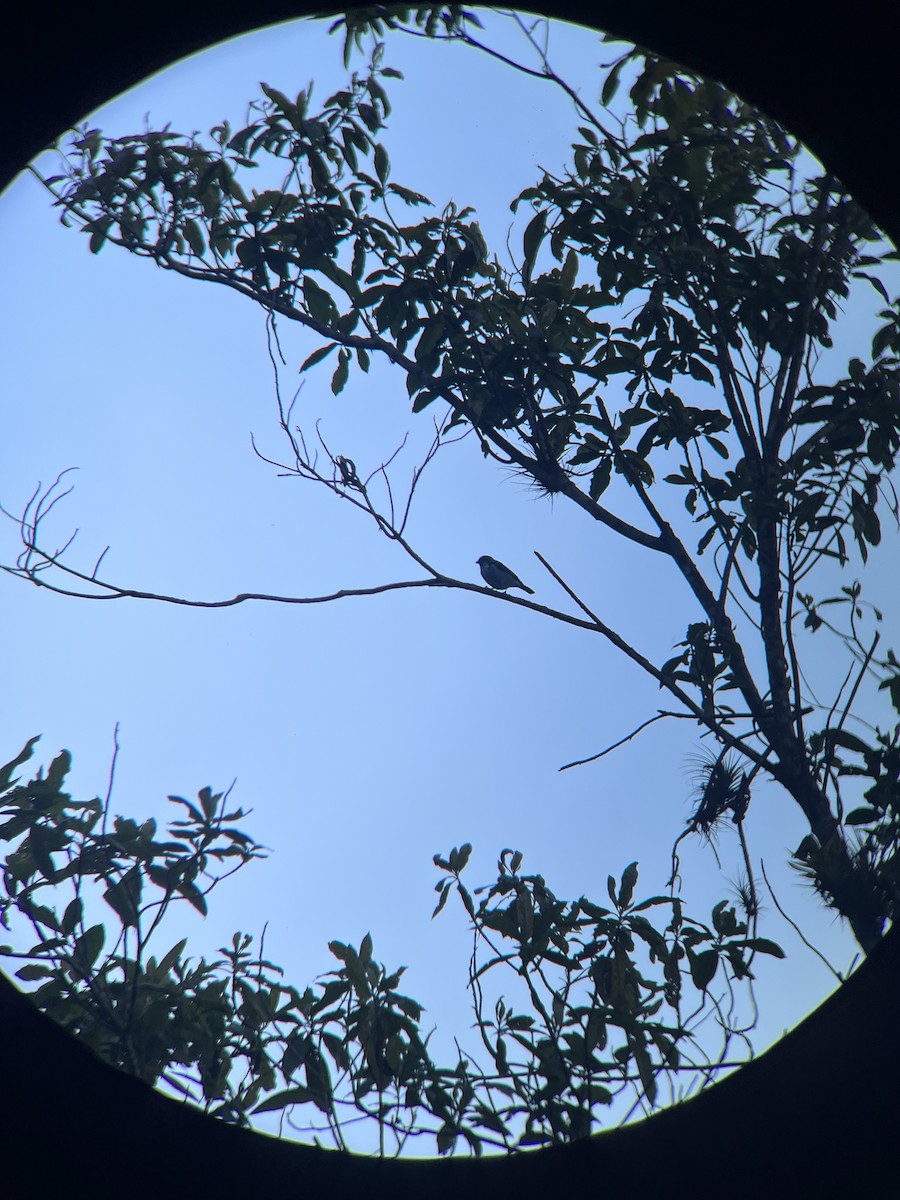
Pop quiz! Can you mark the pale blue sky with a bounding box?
[1,8,897,1147]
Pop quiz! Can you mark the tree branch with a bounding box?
[534,551,773,772]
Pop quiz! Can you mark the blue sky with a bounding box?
[1,8,898,1147]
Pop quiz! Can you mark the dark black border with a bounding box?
[3,2,898,244]
[2,3,898,1195]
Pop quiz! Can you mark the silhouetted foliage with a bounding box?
[2,2,899,1154]
[1,735,784,1152]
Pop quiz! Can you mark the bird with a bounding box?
[476,555,534,595]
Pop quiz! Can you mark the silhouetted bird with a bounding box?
[476,555,534,595]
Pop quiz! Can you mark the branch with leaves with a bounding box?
[1,736,785,1154]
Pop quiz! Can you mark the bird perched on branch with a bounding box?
[476,555,534,595]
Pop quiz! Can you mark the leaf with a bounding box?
[305,1052,333,1112]
[846,806,879,825]
[853,271,891,304]
[618,862,639,909]
[24,902,59,931]
[16,963,53,982]
[158,937,188,975]
[260,83,295,116]
[303,276,339,325]
[252,1085,312,1114]
[551,992,565,1026]
[601,59,625,106]
[709,901,735,937]
[328,940,349,962]
[28,825,60,880]
[331,349,350,395]
[697,526,716,554]
[168,794,205,824]
[264,248,292,278]
[184,219,206,257]
[88,218,113,254]
[649,1027,680,1071]
[743,937,785,958]
[61,897,83,936]
[412,389,439,413]
[522,210,547,284]
[282,1034,309,1078]
[0,736,40,795]
[560,249,579,292]
[458,884,475,918]
[322,1031,351,1071]
[146,863,174,892]
[415,317,445,364]
[74,924,105,969]
[388,182,431,206]
[374,143,390,185]
[515,888,534,938]
[633,1040,658,1106]
[432,880,452,918]
[436,1124,459,1155]
[317,257,359,302]
[46,750,72,796]
[238,235,268,269]
[823,729,871,757]
[688,357,715,385]
[177,879,208,916]
[199,786,218,819]
[103,865,142,928]
[589,459,612,499]
[300,343,336,372]
[689,948,718,990]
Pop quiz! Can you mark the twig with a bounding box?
[559,711,680,772]
[760,859,844,984]
[101,721,121,839]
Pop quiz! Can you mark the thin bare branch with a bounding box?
[559,711,679,772]
[760,860,845,985]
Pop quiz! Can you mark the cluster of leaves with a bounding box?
[430,844,782,1146]
[0,736,269,1110]
[516,78,900,537]
[796,722,900,927]
[1,737,782,1154]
